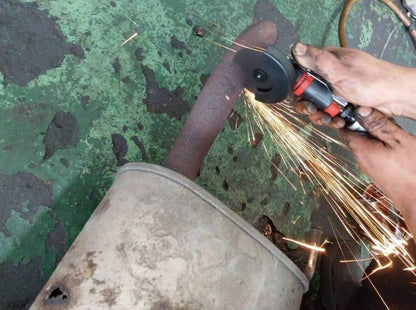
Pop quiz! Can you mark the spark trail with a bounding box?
[244,90,415,273]
[194,22,415,277]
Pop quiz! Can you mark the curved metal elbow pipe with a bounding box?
[163,21,278,179]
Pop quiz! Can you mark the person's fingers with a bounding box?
[355,107,407,147]
[328,116,346,129]
[294,99,318,115]
[292,43,345,83]
[294,100,345,128]
[294,98,346,128]
[309,111,332,126]
[338,128,375,148]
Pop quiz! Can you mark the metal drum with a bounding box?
[30,163,308,310]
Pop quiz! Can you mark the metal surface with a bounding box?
[163,21,278,180]
[304,227,323,281]
[30,163,308,310]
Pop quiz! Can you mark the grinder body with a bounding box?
[292,65,364,132]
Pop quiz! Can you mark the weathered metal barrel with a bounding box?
[30,164,308,309]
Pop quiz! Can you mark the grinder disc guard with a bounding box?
[233,46,296,103]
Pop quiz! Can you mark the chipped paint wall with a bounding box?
[0,0,415,308]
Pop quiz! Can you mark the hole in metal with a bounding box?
[48,287,68,300]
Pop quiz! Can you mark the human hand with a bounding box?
[340,107,416,224]
[291,43,416,127]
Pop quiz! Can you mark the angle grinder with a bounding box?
[233,46,366,132]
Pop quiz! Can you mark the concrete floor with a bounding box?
[0,0,415,308]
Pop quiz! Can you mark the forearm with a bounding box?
[399,206,416,244]
[395,67,416,120]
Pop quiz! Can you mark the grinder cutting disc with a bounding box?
[233,46,296,103]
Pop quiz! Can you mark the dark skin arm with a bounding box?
[290,43,416,237]
[292,43,416,126]
[342,107,416,236]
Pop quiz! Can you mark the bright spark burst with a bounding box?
[329,218,391,309]
[244,90,415,274]
[282,237,326,252]
[185,18,415,306]
[121,32,138,46]
[403,266,416,272]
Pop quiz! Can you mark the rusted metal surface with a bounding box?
[163,21,278,179]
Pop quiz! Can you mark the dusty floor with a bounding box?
[0,0,415,308]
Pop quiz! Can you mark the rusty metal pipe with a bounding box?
[163,21,277,179]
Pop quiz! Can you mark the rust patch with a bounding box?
[99,287,120,307]
[116,243,126,254]
[111,134,128,166]
[170,36,191,55]
[131,136,148,160]
[282,201,291,216]
[43,110,80,161]
[0,0,84,86]
[83,257,97,278]
[192,25,206,38]
[136,48,189,120]
[93,279,106,286]
[86,251,96,258]
[270,152,281,181]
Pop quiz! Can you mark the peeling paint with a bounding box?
[1,0,415,308]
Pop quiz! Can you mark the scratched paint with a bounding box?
[0,0,415,308]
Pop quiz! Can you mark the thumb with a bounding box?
[355,107,406,147]
[292,43,344,84]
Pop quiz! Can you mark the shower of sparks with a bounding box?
[185,19,415,307]
[320,239,332,247]
[244,90,415,275]
[282,237,326,252]
[403,266,416,272]
[329,218,391,309]
[341,257,375,263]
[204,37,237,52]
[362,259,394,280]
